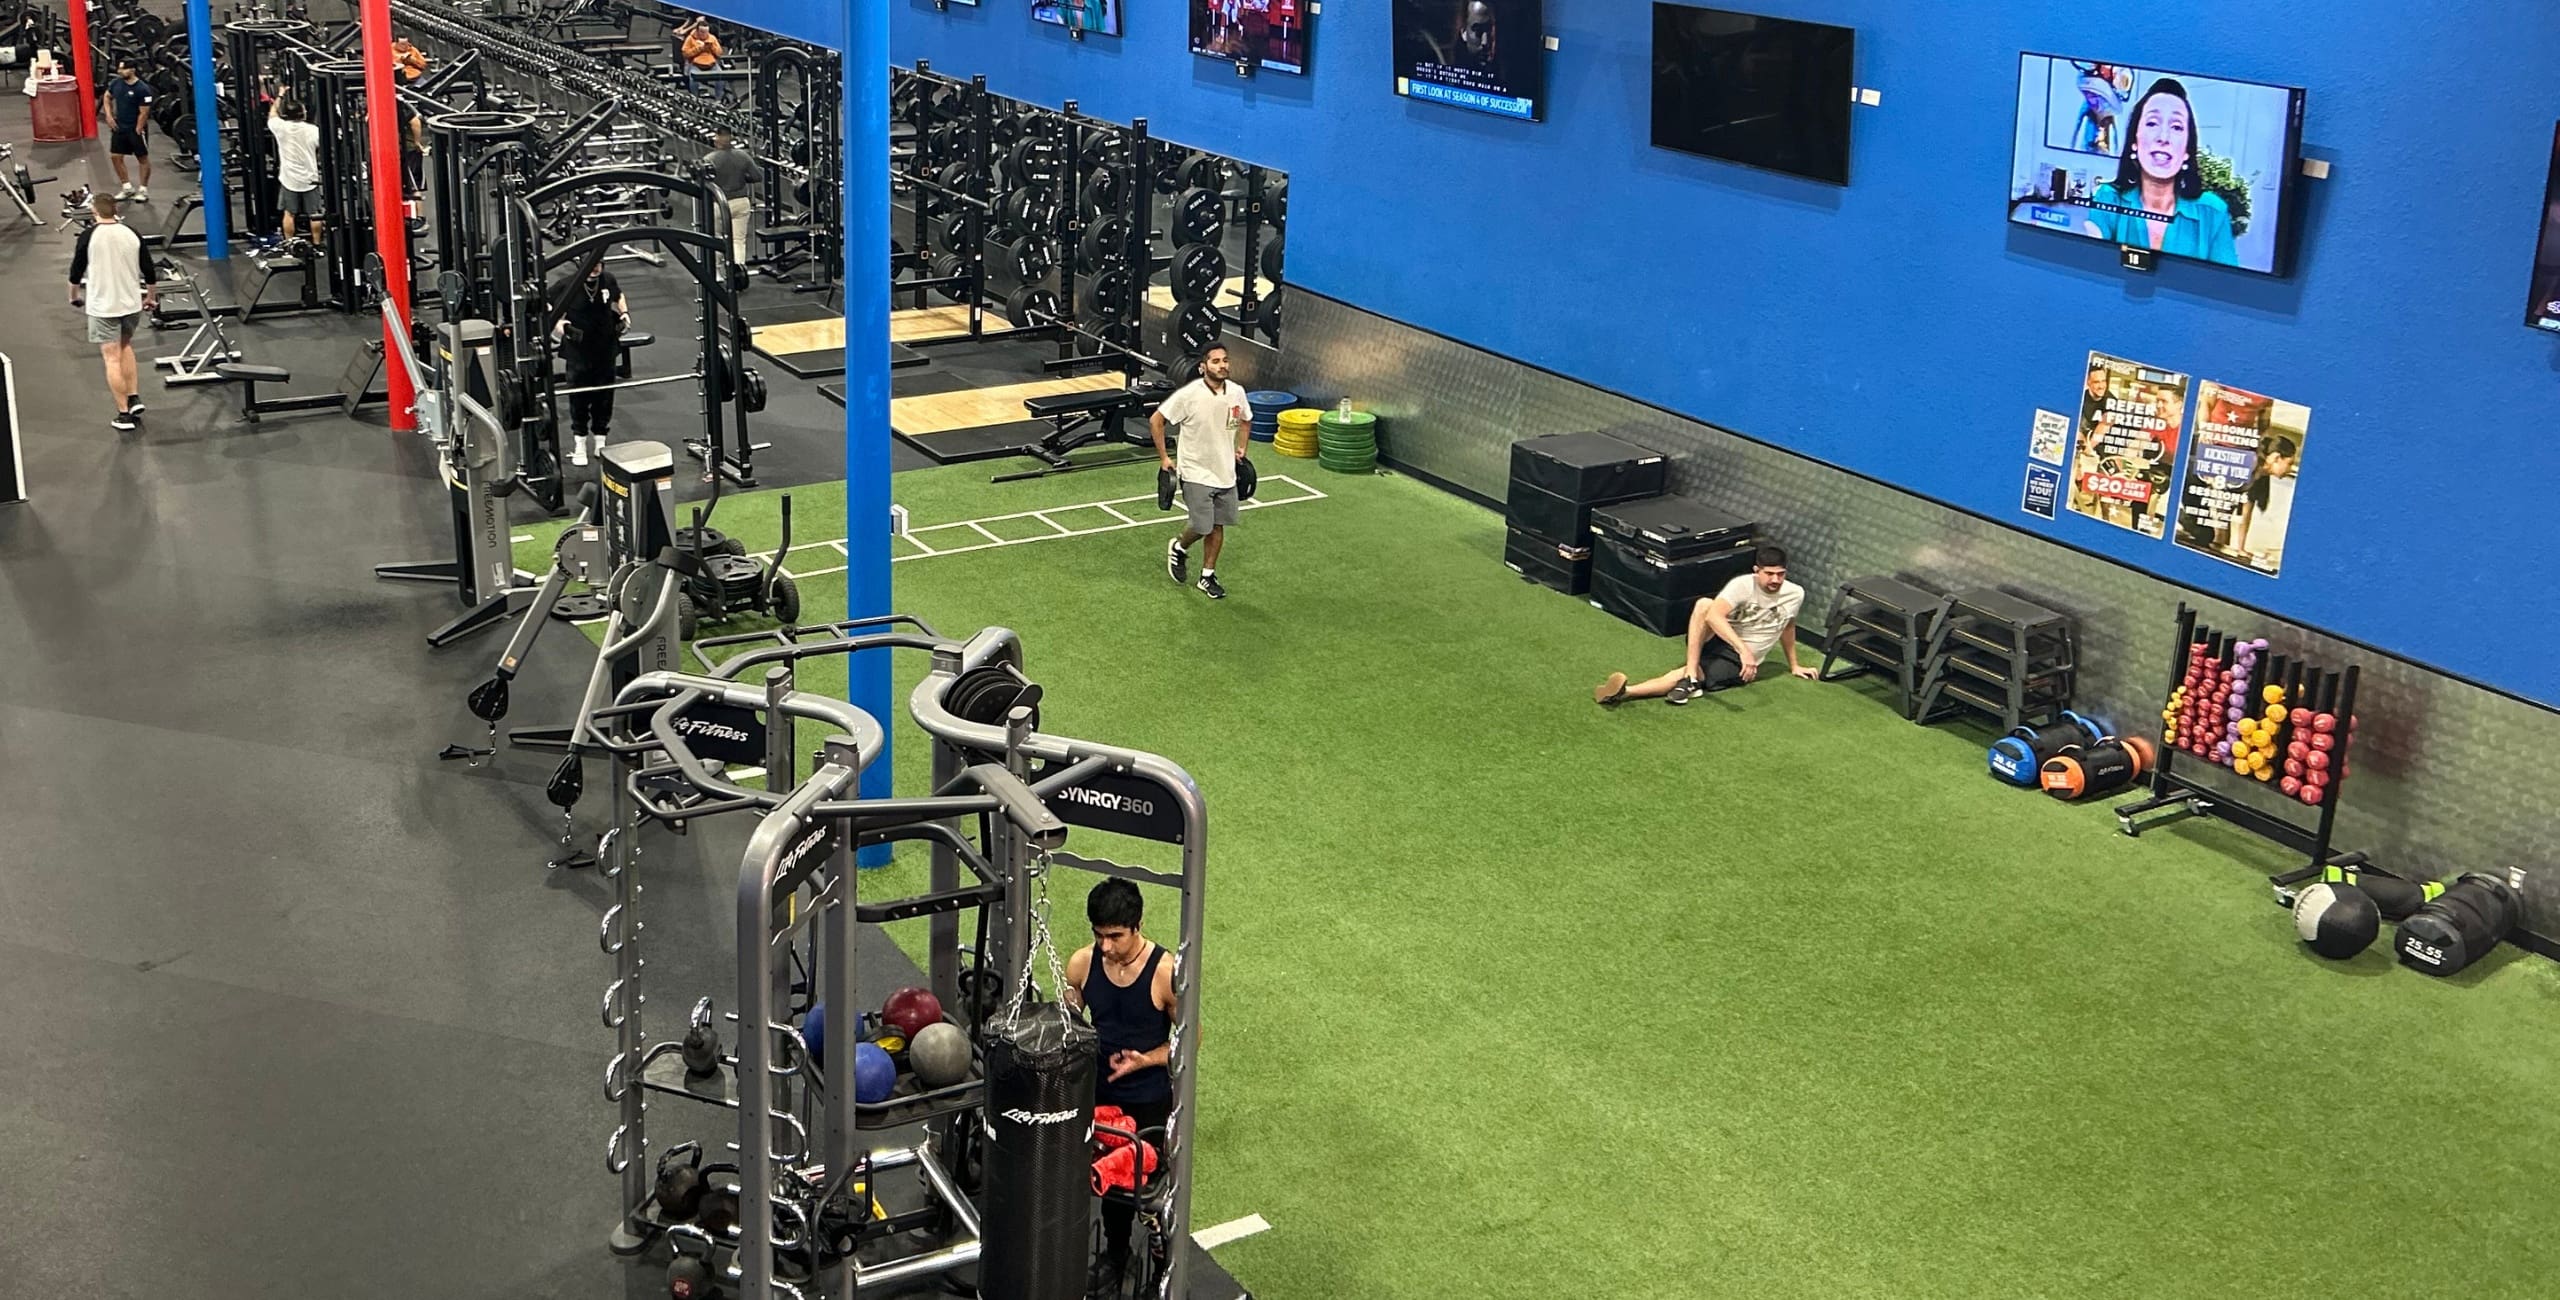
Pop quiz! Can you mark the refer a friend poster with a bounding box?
[2172,381,2311,577]
[2069,352,2190,539]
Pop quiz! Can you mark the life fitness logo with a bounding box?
[778,823,831,879]
[675,717,753,744]
[1056,785,1155,819]
[1001,1107,1084,1126]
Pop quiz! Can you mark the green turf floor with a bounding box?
[519,455,2560,1298]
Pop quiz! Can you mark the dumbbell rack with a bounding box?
[2117,602,2370,885]
[1912,587,2077,733]
[1816,575,1945,721]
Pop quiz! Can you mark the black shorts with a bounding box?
[110,127,148,158]
[1694,639,1750,691]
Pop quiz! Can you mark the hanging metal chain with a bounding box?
[999,847,1073,1029]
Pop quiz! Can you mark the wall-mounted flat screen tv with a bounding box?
[2007,53,2306,276]
[1191,0,1309,74]
[1650,5,1854,185]
[1033,0,1122,37]
[2525,124,2560,331]
[1391,0,1544,121]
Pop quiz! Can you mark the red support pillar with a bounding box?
[67,0,96,138]
[358,0,417,433]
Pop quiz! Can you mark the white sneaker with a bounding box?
[568,435,591,467]
[115,183,135,200]
[133,187,150,202]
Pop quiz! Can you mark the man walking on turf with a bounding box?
[1594,545,1817,706]
[1151,343,1250,600]
[68,192,160,431]
[1064,879,1179,1297]
[101,59,153,203]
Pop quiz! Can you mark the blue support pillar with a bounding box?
[844,0,893,861]
[185,0,228,258]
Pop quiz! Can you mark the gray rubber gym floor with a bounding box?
[0,96,1231,1297]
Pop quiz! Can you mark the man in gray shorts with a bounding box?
[1150,343,1251,600]
[67,191,160,431]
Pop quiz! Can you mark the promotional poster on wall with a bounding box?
[2068,352,2189,538]
[2170,381,2308,577]
[2028,408,2069,466]
[2023,464,2061,520]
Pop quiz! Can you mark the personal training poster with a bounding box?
[2068,352,2189,539]
[2171,380,2311,577]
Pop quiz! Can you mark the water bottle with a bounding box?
[1336,397,1352,419]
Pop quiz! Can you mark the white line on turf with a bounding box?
[1191,1214,1271,1250]
[756,475,1328,579]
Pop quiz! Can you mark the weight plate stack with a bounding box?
[1246,390,1296,445]
[1315,409,1378,473]
[1273,409,1322,459]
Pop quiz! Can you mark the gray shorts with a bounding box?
[279,186,323,217]
[1180,478,1238,533]
[86,311,143,344]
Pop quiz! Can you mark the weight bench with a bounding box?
[986,385,1166,482]
[615,330,654,379]
[214,362,347,423]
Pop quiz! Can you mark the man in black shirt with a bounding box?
[101,60,154,203]
[1064,879,1179,1297]
[550,261,629,467]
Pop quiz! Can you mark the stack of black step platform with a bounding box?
[1504,433,1666,596]
[1586,495,1761,635]
[1914,587,2078,732]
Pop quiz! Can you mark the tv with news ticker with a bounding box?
[1191,0,1309,73]
[2524,123,2560,332]
[2006,53,2306,276]
[1650,4,1854,185]
[1033,0,1121,37]
[1391,0,1545,122]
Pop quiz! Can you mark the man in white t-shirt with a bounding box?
[1150,343,1251,600]
[268,96,325,249]
[66,192,161,431]
[1593,545,1816,706]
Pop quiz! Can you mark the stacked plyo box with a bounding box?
[1586,496,1761,636]
[1504,433,1667,596]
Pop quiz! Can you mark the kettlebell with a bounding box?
[668,1253,718,1300]
[654,1141,707,1222]
[680,997,722,1079]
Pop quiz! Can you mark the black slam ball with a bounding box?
[2293,882,2381,960]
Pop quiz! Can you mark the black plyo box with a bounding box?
[1505,478,1611,546]
[1592,535,1757,605]
[1508,432,1668,504]
[1588,495,1758,561]
[1504,526,1592,596]
[1591,571,1703,638]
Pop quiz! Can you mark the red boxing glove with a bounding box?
[1091,1140,1159,1195]
[1093,1106,1135,1152]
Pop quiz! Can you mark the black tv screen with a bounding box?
[2526,124,2560,331]
[1650,5,1854,185]
[2006,53,2306,276]
[1033,0,1121,37]
[1191,0,1309,74]
[1391,0,1545,122]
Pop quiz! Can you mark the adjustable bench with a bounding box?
[986,385,1168,481]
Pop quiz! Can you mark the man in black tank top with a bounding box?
[1065,879,1177,1296]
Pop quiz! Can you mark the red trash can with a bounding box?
[30,76,85,143]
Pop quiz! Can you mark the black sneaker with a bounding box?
[1665,678,1702,706]
[1166,537,1188,585]
[110,411,138,431]
[1197,573,1226,600]
[1594,672,1627,707]
[127,400,146,416]
[1087,1250,1128,1298]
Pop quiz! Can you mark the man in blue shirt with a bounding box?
[101,60,154,203]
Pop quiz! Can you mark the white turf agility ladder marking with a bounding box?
[773,474,1328,581]
[1192,1214,1272,1250]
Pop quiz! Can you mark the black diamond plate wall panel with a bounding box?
[1241,289,2560,945]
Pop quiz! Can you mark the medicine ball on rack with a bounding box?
[2395,873,2520,976]
[2292,882,2381,960]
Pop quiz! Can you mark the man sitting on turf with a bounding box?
[1594,544,1816,706]
[1063,878,1177,1296]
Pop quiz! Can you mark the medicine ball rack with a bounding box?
[579,619,1213,1300]
[2117,603,2372,886]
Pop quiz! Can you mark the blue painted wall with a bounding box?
[701,0,2560,706]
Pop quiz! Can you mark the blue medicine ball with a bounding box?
[803,1004,826,1067]
[853,1042,897,1104]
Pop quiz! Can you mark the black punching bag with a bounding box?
[980,1001,1098,1300]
